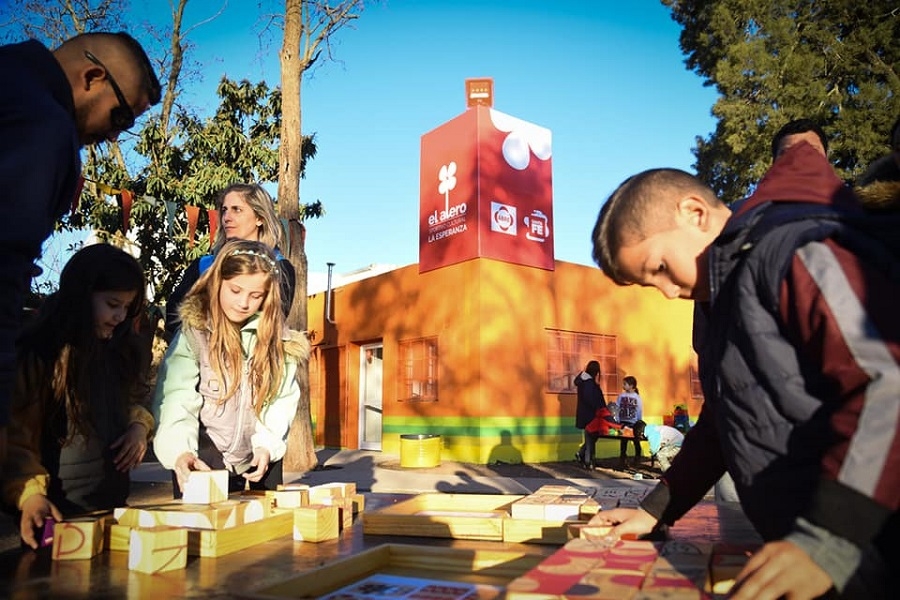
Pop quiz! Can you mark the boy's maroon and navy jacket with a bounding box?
[640,142,899,594]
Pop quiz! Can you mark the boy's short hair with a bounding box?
[771,118,828,161]
[591,168,718,285]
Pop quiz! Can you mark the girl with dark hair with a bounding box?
[153,240,309,496]
[1,244,153,549]
[616,375,644,467]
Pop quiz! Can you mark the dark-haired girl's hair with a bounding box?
[623,375,639,395]
[18,244,146,441]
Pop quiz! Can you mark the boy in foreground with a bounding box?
[589,140,897,599]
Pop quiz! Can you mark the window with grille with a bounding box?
[546,329,618,400]
[398,336,439,402]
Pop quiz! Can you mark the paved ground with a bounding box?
[0,449,690,553]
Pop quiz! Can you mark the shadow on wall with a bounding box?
[487,430,523,465]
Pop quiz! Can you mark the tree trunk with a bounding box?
[279,0,317,473]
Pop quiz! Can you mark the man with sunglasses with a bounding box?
[0,32,161,473]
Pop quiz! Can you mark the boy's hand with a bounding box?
[586,507,658,540]
[110,423,148,472]
[173,452,211,492]
[19,494,62,550]
[243,448,271,483]
[730,540,832,600]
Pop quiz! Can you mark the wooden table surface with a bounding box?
[0,493,761,599]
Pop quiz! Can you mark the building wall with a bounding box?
[306,257,698,464]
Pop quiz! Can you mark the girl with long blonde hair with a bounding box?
[152,240,308,495]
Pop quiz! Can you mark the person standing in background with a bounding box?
[573,360,605,470]
[164,183,296,341]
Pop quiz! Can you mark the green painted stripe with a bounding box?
[383,416,581,437]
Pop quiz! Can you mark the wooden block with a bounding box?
[503,518,583,545]
[657,541,713,570]
[293,505,340,542]
[641,586,711,598]
[256,544,545,599]
[708,552,751,596]
[535,484,585,495]
[115,499,266,530]
[108,523,130,552]
[319,496,353,530]
[644,566,710,592]
[506,537,660,599]
[271,489,309,510]
[362,493,516,541]
[188,510,292,557]
[579,497,602,518]
[308,482,355,502]
[52,517,108,560]
[128,527,188,574]
[350,493,365,514]
[181,469,228,504]
[570,522,613,540]
[276,482,310,492]
[545,494,588,522]
[510,494,556,520]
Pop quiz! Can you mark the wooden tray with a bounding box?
[247,543,546,599]
[362,493,522,541]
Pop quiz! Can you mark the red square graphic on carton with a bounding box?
[419,106,554,273]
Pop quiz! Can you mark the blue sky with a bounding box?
[42,0,718,289]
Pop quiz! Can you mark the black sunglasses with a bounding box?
[84,50,136,132]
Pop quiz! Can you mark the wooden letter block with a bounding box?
[181,470,228,504]
[128,527,188,574]
[52,517,106,560]
[293,505,339,542]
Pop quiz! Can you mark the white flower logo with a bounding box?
[438,161,457,214]
[489,109,552,171]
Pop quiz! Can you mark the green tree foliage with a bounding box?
[79,77,320,302]
[1,1,323,303]
[663,0,900,202]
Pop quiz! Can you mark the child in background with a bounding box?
[615,376,643,467]
[153,240,309,496]
[1,244,153,549]
[633,420,683,472]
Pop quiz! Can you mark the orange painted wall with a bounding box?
[306,257,699,462]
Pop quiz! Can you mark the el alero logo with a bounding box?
[427,161,468,243]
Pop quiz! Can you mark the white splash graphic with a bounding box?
[489,109,552,171]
